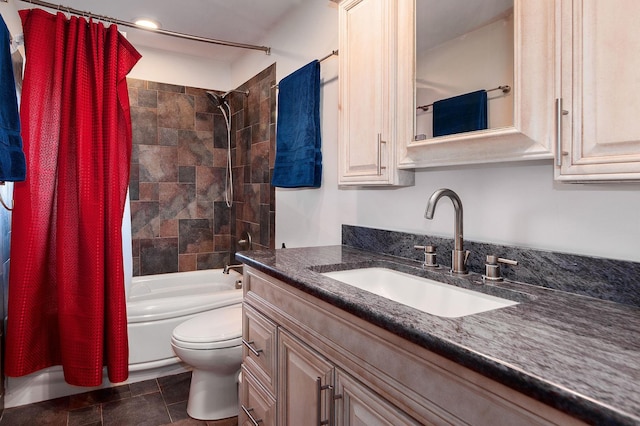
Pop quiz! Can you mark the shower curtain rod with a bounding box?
[18,0,271,54]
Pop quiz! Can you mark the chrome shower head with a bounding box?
[206,91,227,108]
[206,89,249,108]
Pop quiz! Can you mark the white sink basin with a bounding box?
[322,267,518,318]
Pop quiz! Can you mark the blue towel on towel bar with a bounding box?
[432,90,487,137]
[271,60,322,188]
[0,15,26,182]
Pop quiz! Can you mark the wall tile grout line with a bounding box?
[127,66,276,278]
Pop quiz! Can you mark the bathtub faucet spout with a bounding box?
[223,264,243,274]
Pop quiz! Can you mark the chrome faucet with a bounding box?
[223,264,243,274]
[425,188,469,274]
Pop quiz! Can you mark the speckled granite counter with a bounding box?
[237,245,640,426]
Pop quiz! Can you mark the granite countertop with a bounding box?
[236,245,640,426]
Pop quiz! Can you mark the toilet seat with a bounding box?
[172,305,242,350]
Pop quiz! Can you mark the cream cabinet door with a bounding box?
[278,330,335,426]
[338,0,414,186]
[556,0,640,181]
[335,369,423,426]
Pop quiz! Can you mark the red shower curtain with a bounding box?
[5,9,141,386]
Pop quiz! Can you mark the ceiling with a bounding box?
[15,0,304,63]
[14,0,514,64]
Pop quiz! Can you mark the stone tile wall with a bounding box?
[127,65,275,276]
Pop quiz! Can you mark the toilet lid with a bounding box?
[172,305,242,349]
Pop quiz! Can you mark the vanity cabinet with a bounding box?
[337,0,414,186]
[242,286,412,425]
[555,0,640,181]
[240,265,585,426]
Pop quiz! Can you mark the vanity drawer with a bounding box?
[242,302,277,395]
[240,365,276,426]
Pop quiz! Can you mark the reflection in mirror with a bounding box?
[415,0,514,140]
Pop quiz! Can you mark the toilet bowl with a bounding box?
[170,304,243,420]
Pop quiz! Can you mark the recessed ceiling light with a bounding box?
[134,18,160,30]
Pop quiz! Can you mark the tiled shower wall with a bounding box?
[127,64,276,276]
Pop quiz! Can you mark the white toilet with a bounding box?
[170,304,243,420]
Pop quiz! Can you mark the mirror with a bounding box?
[396,1,555,168]
[414,0,514,140]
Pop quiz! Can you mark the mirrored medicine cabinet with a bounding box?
[396,0,556,169]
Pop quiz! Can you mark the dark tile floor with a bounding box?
[0,372,238,426]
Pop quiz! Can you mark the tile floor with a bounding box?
[0,372,238,426]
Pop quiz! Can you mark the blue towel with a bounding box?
[271,60,321,188]
[432,90,487,137]
[0,15,26,182]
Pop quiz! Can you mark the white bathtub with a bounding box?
[127,268,243,369]
[5,268,243,408]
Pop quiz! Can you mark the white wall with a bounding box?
[128,45,232,90]
[231,1,357,248]
[0,1,20,34]
[231,1,640,262]
[6,0,639,262]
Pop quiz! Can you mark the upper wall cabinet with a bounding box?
[396,0,556,169]
[555,0,640,182]
[338,0,414,186]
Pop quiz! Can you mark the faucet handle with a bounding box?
[414,245,438,268]
[483,255,518,281]
[487,255,518,266]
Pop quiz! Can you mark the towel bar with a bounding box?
[272,50,338,89]
[417,85,511,112]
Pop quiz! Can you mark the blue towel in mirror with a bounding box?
[432,90,487,137]
[271,60,321,188]
[0,15,26,182]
